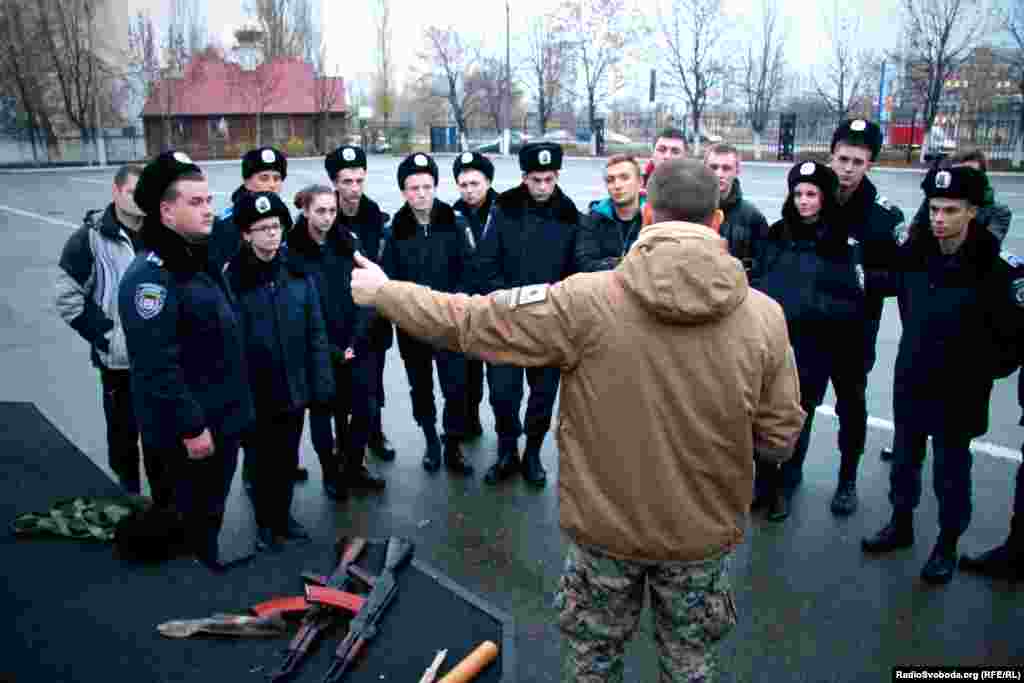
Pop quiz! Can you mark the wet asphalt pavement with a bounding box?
[0,154,1022,681]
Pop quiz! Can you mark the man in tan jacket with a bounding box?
[351,159,805,682]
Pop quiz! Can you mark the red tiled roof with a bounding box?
[141,54,346,117]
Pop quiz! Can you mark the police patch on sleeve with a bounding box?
[1012,278,1024,307]
[134,283,167,320]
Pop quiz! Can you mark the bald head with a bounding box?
[646,159,720,225]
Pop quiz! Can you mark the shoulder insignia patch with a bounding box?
[134,283,167,320]
[1001,250,1023,268]
[219,206,234,220]
[492,283,549,309]
[145,252,164,267]
[876,196,894,210]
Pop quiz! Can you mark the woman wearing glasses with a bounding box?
[227,190,334,552]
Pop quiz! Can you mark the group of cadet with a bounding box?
[55,122,1024,590]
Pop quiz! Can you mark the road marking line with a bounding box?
[0,203,76,228]
[816,404,1022,463]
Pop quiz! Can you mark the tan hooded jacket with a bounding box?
[373,221,805,562]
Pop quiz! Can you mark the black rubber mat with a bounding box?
[0,402,512,682]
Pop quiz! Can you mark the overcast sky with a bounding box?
[130,0,1007,106]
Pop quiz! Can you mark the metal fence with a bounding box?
[0,130,147,167]
[699,113,1023,165]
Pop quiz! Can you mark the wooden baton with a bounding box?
[436,640,499,683]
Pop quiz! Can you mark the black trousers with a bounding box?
[397,335,467,438]
[102,368,172,502]
[778,333,868,492]
[486,364,560,443]
[890,427,974,538]
[147,433,240,561]
[246,410,304,533]
[467,358,486,412]
[310,353,378,481]
[370,348,388,436]
[100,368,141,488]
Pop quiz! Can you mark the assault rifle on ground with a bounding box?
[272,535,367,681]
[321,536,414,683]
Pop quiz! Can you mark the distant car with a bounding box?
[605,131,632,144]
[541,129,574,143]
[686,130,723,145]
[472,131,529,154]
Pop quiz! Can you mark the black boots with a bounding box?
[521,434,547,487]
[368,430,396,461]
[443,437,474,475]
[422,424,442,472]
[862,511,914,553]
[830,479,858,516]
[484,440,521,485]
[921,534,959,584]
[960,516,1024,581]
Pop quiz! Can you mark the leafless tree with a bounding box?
[812,1,876,123]
[556,0,641,135]
[244,0,314,61]
[35,0,105,148]
[0,0,58,161]
[740,0,786,159]
[900,0,991,160]
[657,0,730,154]
[227,53,284,148]
[419,25,484,150]
[466,55,522,131]
[521,16,574,135]
[1002,0,1024,165]
[371,0,394,124]
[311,41,343,153]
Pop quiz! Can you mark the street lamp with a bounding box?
[502,0,512,156]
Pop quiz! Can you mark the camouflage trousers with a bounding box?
[556,542,738,683]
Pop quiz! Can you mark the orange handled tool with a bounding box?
[437,641,499,683]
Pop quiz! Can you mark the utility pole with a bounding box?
[502,0,511,156]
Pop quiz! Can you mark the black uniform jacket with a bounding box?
[381,199,472,295]
[476,184,580,292]
[284,218,373,357]
[335,194,393,350]
[753,215,866,331]
[453,188,498,294]
[119,219,254,448]
[226,246,334,420]
[719,179,769,271]
[831,176,903,311]
[892,224,1024,437]
[208,185,248,271]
